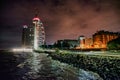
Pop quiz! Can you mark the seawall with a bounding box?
[47,52,120,80]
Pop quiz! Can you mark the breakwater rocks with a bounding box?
[48,52,120,80]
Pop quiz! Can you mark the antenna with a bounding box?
[34,8,39,17]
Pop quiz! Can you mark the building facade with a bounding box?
[76,30,120,49]
[33,17,45,50]
[84,38,93,48]
[93,30,120,48]
[77,36,93,49]
[22,25,34,48]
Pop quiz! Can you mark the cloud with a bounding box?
[0,0,120,47]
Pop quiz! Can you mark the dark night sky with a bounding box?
[0,0,120,49]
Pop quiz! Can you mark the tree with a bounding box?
[107,37,120,50]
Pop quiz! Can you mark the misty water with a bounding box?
[0,51,103,80]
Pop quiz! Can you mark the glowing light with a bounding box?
[23,25,28,28]
[33,22,39,50]
[34,33,38,50]
[12,48,33,52]
[33,17,40,21]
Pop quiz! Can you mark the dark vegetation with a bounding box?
[48,52,120,80]
[107,37,120,50]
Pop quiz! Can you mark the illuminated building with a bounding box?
[84,38,93,48]
[33,17,45,50]
[93,30,120,48]
[22,25,34,48]
[77,36,93,49]
[78,36,85,49]
[75,30,120,49]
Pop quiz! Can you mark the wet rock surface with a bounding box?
[0,51,102,80]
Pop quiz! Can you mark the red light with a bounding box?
[33,17,40,21]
